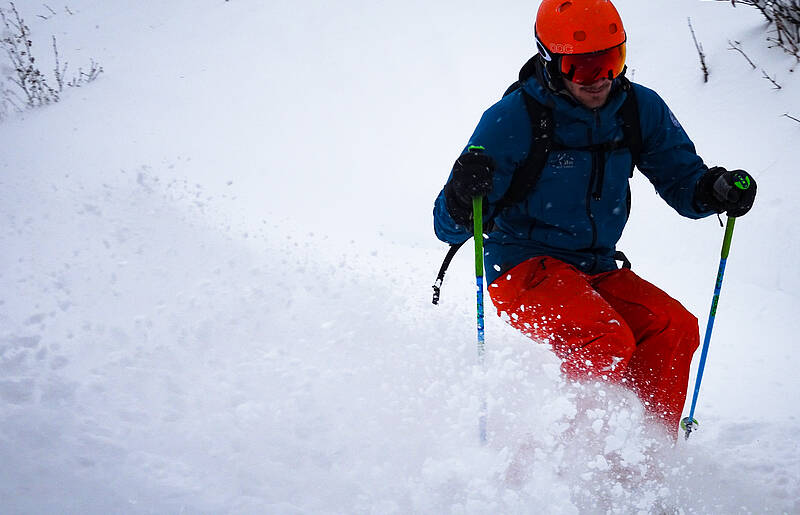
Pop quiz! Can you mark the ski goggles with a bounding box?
[560,42,626,85]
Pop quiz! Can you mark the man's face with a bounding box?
[563,77,612,109]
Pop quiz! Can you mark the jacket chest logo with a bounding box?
[550,152,576,169]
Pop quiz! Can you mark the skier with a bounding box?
[433,0,756,434]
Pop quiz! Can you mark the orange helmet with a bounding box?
[535,0,626,56]
[535,0,627,84]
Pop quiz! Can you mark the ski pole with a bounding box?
[473,196,487,445]
[682,216,736,440]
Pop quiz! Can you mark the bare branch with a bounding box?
[724,1,799,59]
[783,113,800,124]
[688,17,710,83]
[52,35,66,92]
[728,40,757,69]
[761,69,782,89]
[37,4,56,20]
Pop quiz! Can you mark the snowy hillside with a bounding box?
[1,0,798,513]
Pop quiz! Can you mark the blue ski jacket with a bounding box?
[433,67,715,285]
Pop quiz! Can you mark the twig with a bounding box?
[728,40,757,69]
[64,5,73,15]
[37,3,56,19]
[783,113,800,124]
[688,18,709,83]
[52,35,67,92]
[761,69,782,89]
[67,58,102,87]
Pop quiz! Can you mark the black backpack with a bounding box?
[432,57,643,305]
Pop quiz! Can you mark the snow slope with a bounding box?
[1,0,798,513]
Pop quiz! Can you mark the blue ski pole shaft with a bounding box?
[473,196,487,445]
[682,216,736,439]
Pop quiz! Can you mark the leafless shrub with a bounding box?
[725,0,800,60]
[52,35,102,88]
[67,58,102,86]
[1,2,60,107]
[0,1,102,117]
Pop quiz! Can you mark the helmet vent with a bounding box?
[573,30,586,41]
[609,23,618,34]
[557,2,573,13]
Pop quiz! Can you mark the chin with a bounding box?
[582,98,607,109]
[589,89,612,105]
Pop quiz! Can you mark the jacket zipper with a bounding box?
[586,125,598,250]
[591,109,605,200]
[593,150,605,200]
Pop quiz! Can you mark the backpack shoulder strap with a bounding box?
[503,80,521,98]
[494,55,554,212]
[493,90,553,213]
[501,55,540,98]
[618,78,642,172]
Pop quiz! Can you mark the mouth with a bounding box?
[581,83,610,94]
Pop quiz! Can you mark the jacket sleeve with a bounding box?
[634,85,715,219]
[433,92,533,244]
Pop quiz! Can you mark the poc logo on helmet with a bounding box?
[550,43,575,54]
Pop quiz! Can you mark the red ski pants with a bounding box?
[488,257,700,431]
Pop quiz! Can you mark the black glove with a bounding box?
[443,149,495,226]
[694,166,757,218]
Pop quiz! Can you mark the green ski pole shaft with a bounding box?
[682,216,736,439]
[473,196,487,444]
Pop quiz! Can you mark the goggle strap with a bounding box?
[563,62,576,82]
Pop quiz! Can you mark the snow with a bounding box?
[1,0,799,513]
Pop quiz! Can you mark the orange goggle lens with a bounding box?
[559,43,626,85]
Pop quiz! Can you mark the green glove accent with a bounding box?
[734,174,751,190]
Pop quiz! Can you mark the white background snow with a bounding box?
[1,0,798,513]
